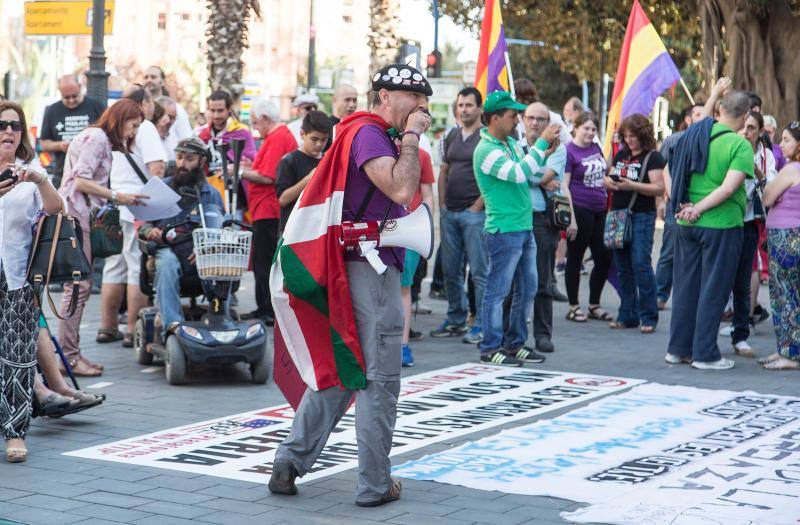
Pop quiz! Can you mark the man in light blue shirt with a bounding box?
[522,102,566,353]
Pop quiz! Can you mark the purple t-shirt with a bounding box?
[566,141,608,212]
[342,124,405,270]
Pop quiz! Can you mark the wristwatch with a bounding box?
[110,190,118,204]
[401,130,421,141]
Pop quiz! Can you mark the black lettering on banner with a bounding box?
[395,400,447,416]
[588,456,689,484]
[423,390,480,403]
[714,488,788,510]
[739,447,793,463]
[685,467,747,483]
[665,441,729,458]
[774,469,800,482]
[699,396,776,420]
[534,386,592,399]
[393,428,440,440]
[240,463,273,475]
[497,371,561,383]
[259,428,292,440]
[157,453,225,466]
[240,435,282,446]
[701,413,796,444]
[207,442,273,455]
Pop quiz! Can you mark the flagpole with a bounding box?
[679,78,695,105]
[504,51,515,98]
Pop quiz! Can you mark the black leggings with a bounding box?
[566,206,611,305]
[253,219,279,317]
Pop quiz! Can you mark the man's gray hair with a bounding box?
[763,114,778,129]
[157,96,176,109]
[566,96,584,113]
[720,90,751,119]
[250,98,280,122]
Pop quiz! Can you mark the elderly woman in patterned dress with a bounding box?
[0,101,63,463]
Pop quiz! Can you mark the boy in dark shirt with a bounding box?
[275,110,333,231]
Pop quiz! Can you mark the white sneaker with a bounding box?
[665,353,692,364]
[692,357,735,370]
[733,341,755,357]
[718,324,734,336]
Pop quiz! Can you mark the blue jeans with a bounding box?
[613,211,658,327]
[655,217,675,302]
[480,231,538,353]
[442,209,488,326]
[668,225,742,362]
[155,249,184,334]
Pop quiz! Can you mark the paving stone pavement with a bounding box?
[1,253,798,525]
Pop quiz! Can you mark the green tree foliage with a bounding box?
[438,0,702,113]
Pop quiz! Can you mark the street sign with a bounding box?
[24,1,114,36]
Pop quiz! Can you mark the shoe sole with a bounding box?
[430,331,466,338]
[691,363,734,370]
[268,481,297,495]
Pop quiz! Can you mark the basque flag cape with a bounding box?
[270,111,390,395]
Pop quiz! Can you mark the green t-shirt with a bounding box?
[680,122,755,229]
[473,129,548,234]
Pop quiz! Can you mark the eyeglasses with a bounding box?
[0,120,22,132]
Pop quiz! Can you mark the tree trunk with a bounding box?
[206,0,261,101]
[701,0,800,126]
[367,0,400,75]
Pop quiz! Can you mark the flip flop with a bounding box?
[566,306,588,322]
[757,353,782,365]
[640,326,656,334]
[762,358,800,370]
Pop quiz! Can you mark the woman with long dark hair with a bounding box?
[57,99,148,376]
[0,101,63,462]
[561,112,612,322]
[605,114,665,333]
[760,122,800,370]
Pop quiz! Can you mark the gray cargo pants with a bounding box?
[274,261,403,503]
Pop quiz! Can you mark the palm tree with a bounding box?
[205,0,261,100]
[367,0,400,74]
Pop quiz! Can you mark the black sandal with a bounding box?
[355,479,402,507]
[566,306,588,322]
[587,306,613,321]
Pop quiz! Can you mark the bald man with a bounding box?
[331,84,358,124]
[40,74,106,187]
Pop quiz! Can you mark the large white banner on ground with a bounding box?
[392,383,800,525]
[65,365,642,484]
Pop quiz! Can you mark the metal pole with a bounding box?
[433,0,439,53]
[307,0,315,90]
[86,0,108,103]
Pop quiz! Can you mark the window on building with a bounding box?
[180,13,190,21]
[157,12,166,30]
[342,15,352,23]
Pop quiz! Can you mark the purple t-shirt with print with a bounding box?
[342,124,406,270]
[565,141,608,212]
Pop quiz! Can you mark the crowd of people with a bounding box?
[1,63,799,473]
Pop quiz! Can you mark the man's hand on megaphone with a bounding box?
[406,109,432,135]
[540,124,561,145]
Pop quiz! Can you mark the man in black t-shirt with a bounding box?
[275,111,332,231]
[40,74,105,187]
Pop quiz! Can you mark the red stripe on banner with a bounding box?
[609,0,653,104]
[272,323,307,411]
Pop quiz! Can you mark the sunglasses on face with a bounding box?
[789,121,800,130]
[0,120,22,132]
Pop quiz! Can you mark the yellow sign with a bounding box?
[25,1,115,36]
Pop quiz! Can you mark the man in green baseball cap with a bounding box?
[472,90,560,367]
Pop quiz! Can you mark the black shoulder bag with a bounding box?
[27,211,92,319]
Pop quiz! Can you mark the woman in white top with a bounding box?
[0,101,62,463]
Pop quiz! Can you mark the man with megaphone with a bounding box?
[268,64,432,507]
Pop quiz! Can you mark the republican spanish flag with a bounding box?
[603,0,682,155]
[475,0,510,99]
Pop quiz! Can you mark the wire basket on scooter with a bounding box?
[192,228,253,281]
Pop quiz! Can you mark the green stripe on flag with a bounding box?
[279,245,329,316]
[330,327,366,389]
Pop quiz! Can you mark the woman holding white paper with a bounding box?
[57,99,148,376]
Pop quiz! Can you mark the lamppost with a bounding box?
[86,0,108,102]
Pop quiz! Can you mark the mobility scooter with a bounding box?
[133,139,271,385]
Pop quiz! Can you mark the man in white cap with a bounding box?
[287,93,320,145]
